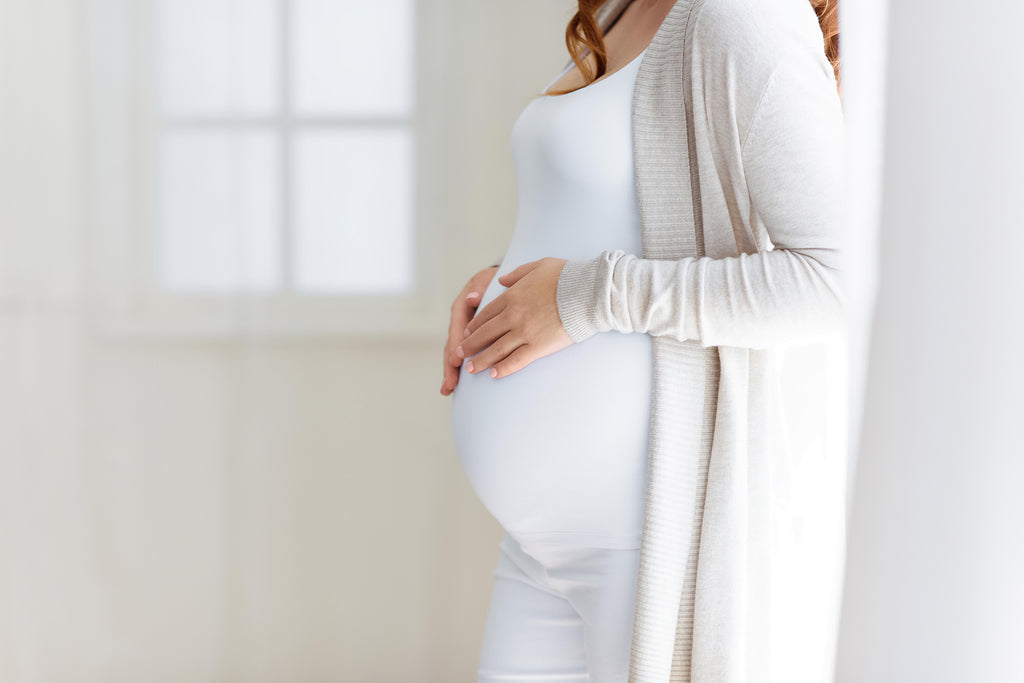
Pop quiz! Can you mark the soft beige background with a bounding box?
[0,1,579,680]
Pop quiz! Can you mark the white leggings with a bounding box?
[476,532,642,682]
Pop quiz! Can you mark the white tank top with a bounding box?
[450,48,652,550]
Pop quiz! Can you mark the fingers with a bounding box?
[459,305,513,363]
[489,343,536,379]
[475,266,500,289]
[497,259,539,288]
[469,267,498,300]
[441,358,459,395]
[441,289,483,395]
[464,293,507,339]
[443,258,567,388]
[461,329,525,378]
[439,263,501,395]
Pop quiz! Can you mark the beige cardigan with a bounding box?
[552,0,850,680]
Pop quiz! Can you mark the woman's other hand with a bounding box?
[441,265,499,396]
[457,257,573,380]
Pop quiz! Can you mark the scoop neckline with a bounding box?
[542,47,649,99]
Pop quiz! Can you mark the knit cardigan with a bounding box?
[549,0,850,680]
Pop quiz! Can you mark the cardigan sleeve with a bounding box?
[554,48,846,349]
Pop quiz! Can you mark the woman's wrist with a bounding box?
[555,255,608,344]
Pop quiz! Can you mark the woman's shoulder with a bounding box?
[685,0,833,140]
[691,0,827,81]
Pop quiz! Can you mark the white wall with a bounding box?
[0,0,579,680]
[834,0,1024,680]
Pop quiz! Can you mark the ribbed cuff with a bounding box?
[555,256,607,343]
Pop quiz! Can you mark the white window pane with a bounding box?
[291,0,414,117]
[156,130,281,292]
[292,128,414,293]
[155,0,278,116]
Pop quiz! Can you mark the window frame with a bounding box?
[85,0,449,341]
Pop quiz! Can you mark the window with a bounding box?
[87,0,447,338]
[154,0,415,295]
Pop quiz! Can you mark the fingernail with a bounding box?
[455,345,464,358]
[466,291,479,299]
[463,327,470,338]
[466,360,474,372]
[489,368,498,378]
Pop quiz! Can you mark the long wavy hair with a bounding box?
[545,0,841,96]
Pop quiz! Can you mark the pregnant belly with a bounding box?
[449,275,653,548]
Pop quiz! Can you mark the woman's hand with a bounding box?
[441,265,499,396]
[456,257,573,379]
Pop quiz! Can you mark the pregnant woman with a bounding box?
[443,0,847,680]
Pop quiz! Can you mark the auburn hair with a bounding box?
[545,0,841,96]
